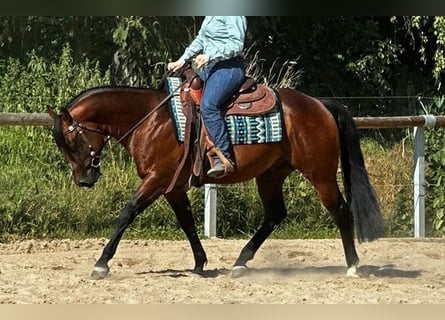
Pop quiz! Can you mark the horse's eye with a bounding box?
[91,157,101,168]
[66,137,77,149]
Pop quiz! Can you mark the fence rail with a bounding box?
[354,115,445,128]
[2,112,445,128]
[0,113,53,126]
[1,112,445,238]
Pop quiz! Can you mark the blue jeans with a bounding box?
[198,57,245,161]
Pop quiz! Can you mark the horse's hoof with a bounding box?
[346,265,361,278]
[191,268,204,277]
[190,271,204,278]
[91,266,109,280]
[231,265,247,278]
[192,268,204,277]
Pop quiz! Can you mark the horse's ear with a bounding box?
[47,108,58,119]
[60,109,73,122]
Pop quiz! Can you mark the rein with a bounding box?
[110,80,184,148]
[107,64,191,150]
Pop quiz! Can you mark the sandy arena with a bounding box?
[0,237,444,304]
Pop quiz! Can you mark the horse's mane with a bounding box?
[55,85,159,151]
[62,85,159,111]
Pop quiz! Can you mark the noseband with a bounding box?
[63,118,110,169]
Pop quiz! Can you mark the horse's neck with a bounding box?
[71,104,120,136]
[71,88,164,140]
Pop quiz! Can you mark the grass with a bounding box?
[0,126,423,241]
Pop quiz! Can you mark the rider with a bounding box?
[168,16,247,178]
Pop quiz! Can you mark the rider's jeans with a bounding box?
[198,57,245,161]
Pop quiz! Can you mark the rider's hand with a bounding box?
[167,59,185,72]
[194,54,209,68]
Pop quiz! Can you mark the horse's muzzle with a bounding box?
[76,168,101,188]
[78,180,95,188]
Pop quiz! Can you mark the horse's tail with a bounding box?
[322,99,385,242]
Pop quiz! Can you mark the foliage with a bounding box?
[111,16,200,87]
[247,18,407,102]
[0,44,110,112]
[424,97,445,234]
[2,16,444,115]
[345,39,402,95]
[398,16,445,89]
[0,127,432,241]
[0,17,116,69]
[1,16,445,240]
[361,138,415,236]
[244,46,302,89]
[0,45,111,240]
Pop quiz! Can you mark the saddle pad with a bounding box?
[226,110,283,144]
[167,77,283,145]
[167,77,186,142]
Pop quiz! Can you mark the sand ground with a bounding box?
[0,237,444,304]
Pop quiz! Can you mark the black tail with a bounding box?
[322,100,385,242]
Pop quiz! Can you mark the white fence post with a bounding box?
[413,114,437,238]
[204,184,217,238]
[413,126,425,238]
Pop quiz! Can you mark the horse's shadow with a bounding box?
[136,268,230,279]
[358,264,421,278]
[135,264,421,279]
[246,264,421,279]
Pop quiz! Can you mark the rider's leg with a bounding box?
[199,58,245,177]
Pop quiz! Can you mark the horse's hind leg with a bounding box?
[164,190,208,275]
[232,169,289,277]
[312,180,360,277]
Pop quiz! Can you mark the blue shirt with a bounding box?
[180,16,247,63]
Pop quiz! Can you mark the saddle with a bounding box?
[165,67,277,191]
[182,68,276,116]
[226,80,276,116]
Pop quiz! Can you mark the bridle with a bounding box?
[59,80,182,170]
[58,64,189,171]
[62,118,110,169]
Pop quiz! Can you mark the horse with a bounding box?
[48,82,385,280]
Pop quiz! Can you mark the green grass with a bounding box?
[0,125,440,241]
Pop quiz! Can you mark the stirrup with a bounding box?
[206,147,234,178]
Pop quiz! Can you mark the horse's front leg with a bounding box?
[91,188,156,280]
[164,190,208,275]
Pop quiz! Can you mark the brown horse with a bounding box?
[48,84,385,279]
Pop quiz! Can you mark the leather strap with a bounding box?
[165,94,194,193]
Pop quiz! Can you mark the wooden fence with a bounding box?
[2,112,445,238]
[2,112,444,128]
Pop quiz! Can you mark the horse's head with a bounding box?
[48,108,107,188]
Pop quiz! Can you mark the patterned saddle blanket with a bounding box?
[166,77,283,145]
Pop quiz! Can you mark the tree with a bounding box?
[394,16,445,90]
[111,16,201,87]
[0,17,116,68]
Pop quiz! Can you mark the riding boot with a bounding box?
[207,157,226,178]
[207,155,234,178]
